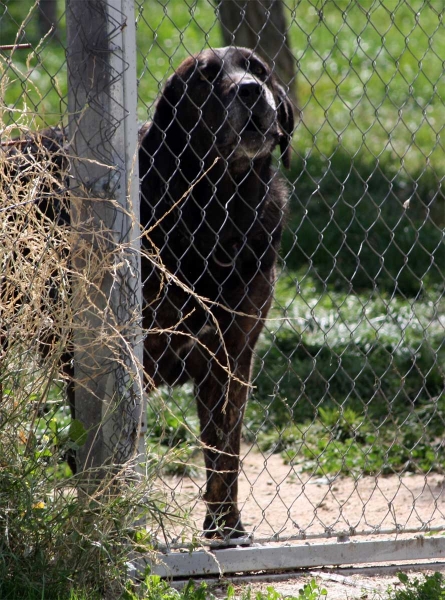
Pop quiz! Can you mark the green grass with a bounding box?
[281,152,444,295]
[1,1,444,173]
[245,274,445,476]
[254,274,444,416]
[287,1,445,171]
[1,2,444,598]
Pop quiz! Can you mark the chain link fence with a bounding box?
[135,0,445,554]
[0,0,444,582]
[0,3,147,590]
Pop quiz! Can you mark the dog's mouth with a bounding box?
[217,105,279,161]
[243,116,261,133]
[242,114,274,136]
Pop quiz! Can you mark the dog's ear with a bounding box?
[276,86,294,169]
[152,57,199,133]
[153,72,185,128]
[139,67,190,171]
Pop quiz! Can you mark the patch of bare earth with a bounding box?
[160,445,445,597]
[164,444,445,541]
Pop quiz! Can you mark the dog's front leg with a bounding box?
[192,305,268,541]
[195,346,251,540]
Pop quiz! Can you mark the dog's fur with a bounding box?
[1,46,293,541]
[140,47,293,539]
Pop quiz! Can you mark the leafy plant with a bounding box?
[297,580,328,599]
[237,581,326,600]
[145,385,200,476]
[388,572,445,599]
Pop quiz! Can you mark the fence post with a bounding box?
[66,0,144,482]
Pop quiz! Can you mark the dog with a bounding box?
[1,46,293,541]
[139,46,294,540]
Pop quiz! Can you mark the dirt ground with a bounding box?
[207,565,445,599]
[163,443,445,542]
[160,444,445,597]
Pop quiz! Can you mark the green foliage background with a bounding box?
[2,0,442,471]
[1,0,443,474]
[0,1,444,595]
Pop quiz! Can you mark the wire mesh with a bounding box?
[136,0,445,548]
[0,0,444,569]
[0,2,147,590]
[1,0,143,508]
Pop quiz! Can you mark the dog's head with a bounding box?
[150,47,294,169]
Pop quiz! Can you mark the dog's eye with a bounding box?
[198,66,220,83]
[247,60,267,79]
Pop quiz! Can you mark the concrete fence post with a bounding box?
[66,0,144,482]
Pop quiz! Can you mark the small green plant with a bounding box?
[388,572,445,600]
[298,579,328,599]
[236,581,327,600]
[241,587,288,600]
[123,576,212,600]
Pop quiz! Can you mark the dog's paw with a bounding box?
[203,513,253,547]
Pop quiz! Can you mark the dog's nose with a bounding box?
[238,81,263,107]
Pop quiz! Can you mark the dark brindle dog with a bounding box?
[2,46,293,541]
[140,47,293,540]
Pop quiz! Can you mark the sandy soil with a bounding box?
[216,567,445,599]
[160,443,445,543]
[154,444,445,596]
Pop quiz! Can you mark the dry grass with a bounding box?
[0,118,165,596]
[0,109,218,595]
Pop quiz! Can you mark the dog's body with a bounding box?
[1,47,293,541]
[140,47,293,539]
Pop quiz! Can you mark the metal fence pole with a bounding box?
[66,0,143,480]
